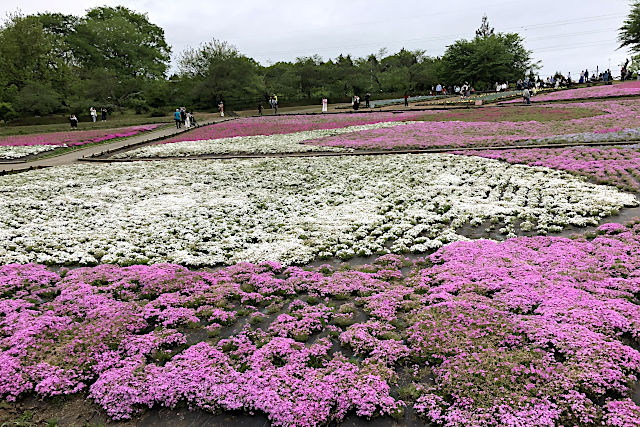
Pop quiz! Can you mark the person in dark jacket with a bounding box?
[69,114,78,129]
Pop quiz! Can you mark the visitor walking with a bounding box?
[218,101,224,117]
[523,87,531,105]
[101,107,107,122]
[353,95,360,110]
[404,92,409,107]
[365,93,370,108]
[69,114,78,129]
[180,107,186,126]
[174,109,181,129]
[185,112,191,128]
[189,112,196,126]
[258,102,263,115]
[322,98,328,113]
[90,107,97,123]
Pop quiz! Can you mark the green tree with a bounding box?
[620,1,640,53]
[441,18,535,89]
[0,13,67,111]
[177,39,264,110]
[0,102,17,123]
[71,6,170,78]
[70,6,171,109]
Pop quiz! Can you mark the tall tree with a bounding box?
[69,6,171,110]
[0,13,68,114]
[620,1,640,53]
[71,6,170,78]
[476,15,495,38]
[177,39,264,109]
[441,29,535,89]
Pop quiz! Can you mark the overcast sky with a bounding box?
[1,0,634,78]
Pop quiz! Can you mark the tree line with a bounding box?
[0,7,539,120]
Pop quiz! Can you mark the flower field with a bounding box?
[160,112,426,144]
[2,221,640,426]
[3,96,640,426]
[113,103,623,158]
[0,145,60,160]
[0,154,634,267]
[457,145,640,192]
[305,100,640,150]
[0,124,162,160]
[523,81,640,103]
[114,122,404,158]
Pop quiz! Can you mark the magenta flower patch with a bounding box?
[0,124,162,147]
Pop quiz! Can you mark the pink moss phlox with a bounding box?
[0,125,161,147]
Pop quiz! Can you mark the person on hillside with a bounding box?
[218,101,224,117]
[69,114,78,129]
[90,107,97,123]
[435,83,442,95]
[258,102,263,115]
[404,92,409,107]
[189,112,196,126]
[101,107,107,122]
[353,95,360,110]
[523,87,531,105]
[185,112,191,128]
[322,98,328,113]
[585,69,589,82]
[365,92,370,108]
[174,109,181,129]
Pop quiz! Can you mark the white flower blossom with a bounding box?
[0,154,635,266]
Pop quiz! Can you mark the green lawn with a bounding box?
[414,105,604,122]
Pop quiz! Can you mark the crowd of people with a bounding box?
[173,107,196,129]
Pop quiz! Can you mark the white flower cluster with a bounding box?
[533,127,640,145]
[0,145,61,160]
[112,122,409,158]
[0,154,635,266]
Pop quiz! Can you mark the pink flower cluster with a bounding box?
[3,223,640,425]
[161,112,427,143]
[409,221,640,425]
[520,81,640,103]
[306,99,640,150]
[0,124,162,147]
[457,145,640,192]
[0,260,406,425]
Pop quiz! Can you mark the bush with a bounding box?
[128,98,150,115]
[149,108,166,117]
[0,102,18,123]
